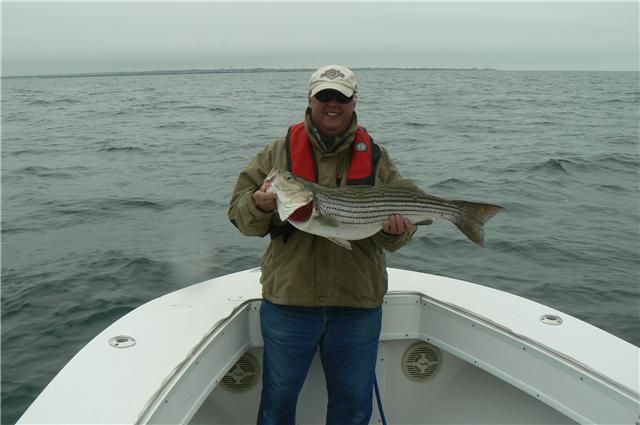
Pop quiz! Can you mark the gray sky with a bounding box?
[2,1,638,76]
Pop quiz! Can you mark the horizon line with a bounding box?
[4,66,500,79]
[3,66,635,79]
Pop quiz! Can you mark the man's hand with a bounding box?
[253,180,277,212]
[382,214,415,236]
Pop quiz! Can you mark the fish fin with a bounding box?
[452,201,505,246]
[314,214,340,227]
[391,178,418,186]
[384,179,423,190]
[327,237,352,250]
[340,179,421,191]
[288,201,314,222]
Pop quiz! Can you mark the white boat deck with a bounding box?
[17,268,640,424]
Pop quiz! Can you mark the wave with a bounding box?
[595,184,628,192]
[115,199,167,210]
[1,253,179,354]
[14,166,77,178]
[590,152,639,168]
[524,120,558,126]
[597,98,636,104]
[3,250,175,302]
[25,98,81,106]
[53,302,138,333]
[8,149,53,156]
[97,146,144,153]
[18,197,172,227]
[490,238,589,267]
[16,165,48,174]
[557,153,640,174]
[603,313,640,346]
[405,121,434,128]
[156,122,189,129]
[529,158,571,173]
[209,106,232,113]
[173,105,231,113]
[1,226,42,235]
[428,177,469,191]
[166,198,220,209]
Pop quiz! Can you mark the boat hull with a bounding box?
[17,268,640,424]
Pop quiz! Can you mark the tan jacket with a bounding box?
[228,110,413,308]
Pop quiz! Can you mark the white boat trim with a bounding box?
[17,268,640,425]
[386,288,636,397]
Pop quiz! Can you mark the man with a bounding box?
[228,64,415,425]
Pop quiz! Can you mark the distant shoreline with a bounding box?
[3,67,633,79]
[3,67,501,79]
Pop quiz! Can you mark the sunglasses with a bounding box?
[314,90,354,104]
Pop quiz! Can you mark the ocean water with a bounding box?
[1,69,638,423]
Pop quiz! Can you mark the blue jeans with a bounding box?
[257,299,382,425]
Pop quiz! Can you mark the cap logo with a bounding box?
[354,142,368,152]
[321,68,345,80]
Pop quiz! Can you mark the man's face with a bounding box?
[309,89,356,139]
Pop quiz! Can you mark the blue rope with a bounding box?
[373,373,388,425]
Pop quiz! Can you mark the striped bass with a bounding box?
[265,168,503,250]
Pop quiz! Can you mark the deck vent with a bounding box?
[402,342,442,382]
[221,352,260,393]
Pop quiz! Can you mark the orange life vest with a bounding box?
[285,122,377,186]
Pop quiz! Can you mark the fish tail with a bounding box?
[451,201,504,246]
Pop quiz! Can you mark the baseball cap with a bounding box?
[308,65,358,98]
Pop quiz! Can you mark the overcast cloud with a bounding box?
[2,1,638,76]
